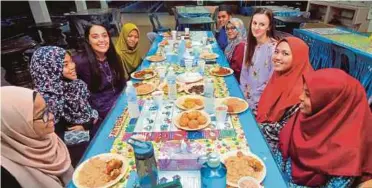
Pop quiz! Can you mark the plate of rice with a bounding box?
[73,153,128,188]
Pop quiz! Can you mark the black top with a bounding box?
[1,166,22,188]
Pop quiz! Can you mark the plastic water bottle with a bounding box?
[126,81,140,118]
[200,153,227,188]
[167,67,177,100]
[178,39,186,63]
[204,78,215,114]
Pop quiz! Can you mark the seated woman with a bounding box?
[115,22,141,77]
[277,68,372,187]
[1,86,73,188]
[240,8,276,112]
[224,18,246,81]
[73,23,126,121]
[30,46,98,166]
[256,37,313,149]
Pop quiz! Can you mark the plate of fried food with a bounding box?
[173,110,211,131]
[176,95,204,110]
[133,82,156,95]
[159,39,169,46]
[146,55,166,62]
[219,97,249,114]
[158,81,183,94]
[200,52,219,60]
[185,83,204,95]
[210,67,234,77]
[73,153,128,188]
[221,151,266,187]
[131,69,156,80]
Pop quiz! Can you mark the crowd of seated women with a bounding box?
[1,6,371,188]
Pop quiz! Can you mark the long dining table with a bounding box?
[67,31,288,188]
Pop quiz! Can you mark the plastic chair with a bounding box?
[148,13,171,33]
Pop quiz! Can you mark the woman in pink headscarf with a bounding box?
[1,86,73,188]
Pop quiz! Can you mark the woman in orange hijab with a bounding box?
[256,37,314,149]
[278,68,372,187]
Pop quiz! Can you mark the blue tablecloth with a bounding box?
[176,6,211,18]
[67,31,288,188]
[294,28,372,99]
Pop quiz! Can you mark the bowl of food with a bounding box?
[73,153,127,188]
[173,110,210,131]
[131,69,156,80]
[210,67,234,77]
[133,82,156,95]
[238,176,262,188]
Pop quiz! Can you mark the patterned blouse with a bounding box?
[272,149,355,188]
[240,40,276,112]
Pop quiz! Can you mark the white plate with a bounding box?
[172,110,211,131]
[134,83,156,95]
[130,69,157,80]
[73,153,128,188]
[146,55,166,62]
[209,67,234,77]
[221,150,266,187]
[200,53,219,60]
[175,95,205,110]
[215,97,249,114]
[176,72,203,84]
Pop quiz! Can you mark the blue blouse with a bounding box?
[272,149,354,188]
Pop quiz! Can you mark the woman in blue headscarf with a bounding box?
[29,46,98,166]
[224,18,247,81]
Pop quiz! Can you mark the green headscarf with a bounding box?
[115,23,141,77]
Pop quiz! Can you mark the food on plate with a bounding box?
[182,98,203,109]
[133,69,154,79]
[162,32,171,37]
[159,40,169,46]
[186,40,192,48]
[187,85,204,95]
[225,151,264,185]
[212,67,231,76]
[77,158,123,188]
[133,83,154,95]
[224,98,248,113]
[200,53,217,59]
[148,55,165,62]
[238,178,260,188]
[178,110,207,129]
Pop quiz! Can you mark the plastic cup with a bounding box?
[185,27,190,35]
[156,66,167,81]
[198,60,206,75]
[152,91,164,108]
[171,30,177,40]
[215,105,228,129]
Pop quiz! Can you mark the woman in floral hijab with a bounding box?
[224,18,247,81]
[29,46,98,142]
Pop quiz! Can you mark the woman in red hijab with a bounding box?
[277,68,372,187]
[257,37,313,149]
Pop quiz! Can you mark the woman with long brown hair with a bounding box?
[240,8,277,113]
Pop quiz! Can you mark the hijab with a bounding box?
[224,18,247,61]
[279,68,372,186]
[115,22,141,76]
[1,86,73,187]
[29,46,98,125]
[256,37,314,123]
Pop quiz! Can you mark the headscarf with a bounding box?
[115,22,141,76]
[1,86,73,187]
[279,69,372,187]
[256,37,314,123]
[29,46,98,124]
[224,18,247,61]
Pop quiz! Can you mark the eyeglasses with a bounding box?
[226,26,236,31]
[33,107,53,124]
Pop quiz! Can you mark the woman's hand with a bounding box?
[68,125,85,131]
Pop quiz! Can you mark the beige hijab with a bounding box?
[1,86,73,188]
